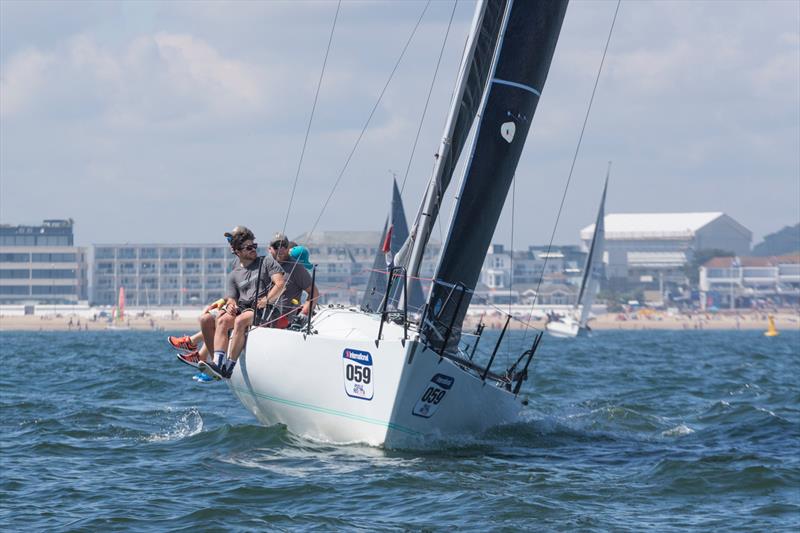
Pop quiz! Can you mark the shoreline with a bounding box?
[1,311,797,333]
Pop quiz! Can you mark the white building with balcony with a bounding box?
[699,254,800,308]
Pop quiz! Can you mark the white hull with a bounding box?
[545,316,588,338]
[227,307,522,447]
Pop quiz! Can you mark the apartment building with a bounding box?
[90,244,232,307]
[0,219,87,304]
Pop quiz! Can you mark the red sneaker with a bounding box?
[168,335,198,351]
[176,351,202,368]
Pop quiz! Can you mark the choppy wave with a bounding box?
[1,329,798,531]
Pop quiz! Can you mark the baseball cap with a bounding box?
[224,226,255,248]
[270,232,290,248]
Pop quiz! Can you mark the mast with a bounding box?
[576,163,610,327]
[399,0,508,281]
[420,0,568,354]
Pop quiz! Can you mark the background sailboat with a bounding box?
[547,167,609,338]
[106,286,130,330]
[362,179,425,314]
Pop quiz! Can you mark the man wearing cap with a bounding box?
[201,226,285,379]
[269,233,318,319]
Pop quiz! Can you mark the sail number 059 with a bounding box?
[345,363,371,384]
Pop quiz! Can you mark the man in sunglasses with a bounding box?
[269,233,319,321]
[201,226,285,379]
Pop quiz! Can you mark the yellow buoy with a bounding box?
[764,315,779,337]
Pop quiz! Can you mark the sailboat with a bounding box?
[362,178,425,314]
[227,0,568,447]
[106,286,130,330]
[546,166,609,338]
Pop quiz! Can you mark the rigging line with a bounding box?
[399,0,459,197]
[507,173,515,363]
[282,0,341,236]
[522,0,622,340]
[308,0,432,236]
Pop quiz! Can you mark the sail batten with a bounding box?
[420,0,569,354]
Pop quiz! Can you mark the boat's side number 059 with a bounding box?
[420,386,445,404]
[412,373,455,418]
[345,363,371,384]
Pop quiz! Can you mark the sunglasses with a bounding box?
[239,244,258,252]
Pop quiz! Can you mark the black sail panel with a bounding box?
[362,180,425,312]
[399,0,507,270]
[421,0,568,354]
[434,0,506,213]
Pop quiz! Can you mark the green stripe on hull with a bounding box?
[229,384,421,436]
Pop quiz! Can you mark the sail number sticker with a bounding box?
[342,348,374,401]
[412,373,454,418]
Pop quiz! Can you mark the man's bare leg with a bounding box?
[201,312,220,356]
[197,343,211,363]
[227,311,254,362]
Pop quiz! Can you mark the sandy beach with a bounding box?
[464,310,800,332]
[1,309,798,333]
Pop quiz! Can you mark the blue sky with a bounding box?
[1,0,798,248]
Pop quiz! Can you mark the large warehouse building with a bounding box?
[580,212,752,290]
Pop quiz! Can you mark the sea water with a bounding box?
[1,329,798,531]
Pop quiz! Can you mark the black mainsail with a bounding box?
[420,0,568,354]
[362,179,425,313]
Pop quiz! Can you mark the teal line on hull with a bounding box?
[229,384,422,436]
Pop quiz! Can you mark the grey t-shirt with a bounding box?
[226,255,284,308]
[278,259,313,314]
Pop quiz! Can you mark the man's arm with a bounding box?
[301,283,319,316]
[224,271,239,315]
[263,273,285,306]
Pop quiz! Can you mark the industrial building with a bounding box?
[0,219,87,305]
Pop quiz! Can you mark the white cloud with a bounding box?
[2,31,270,125]
[0,48,53,117]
